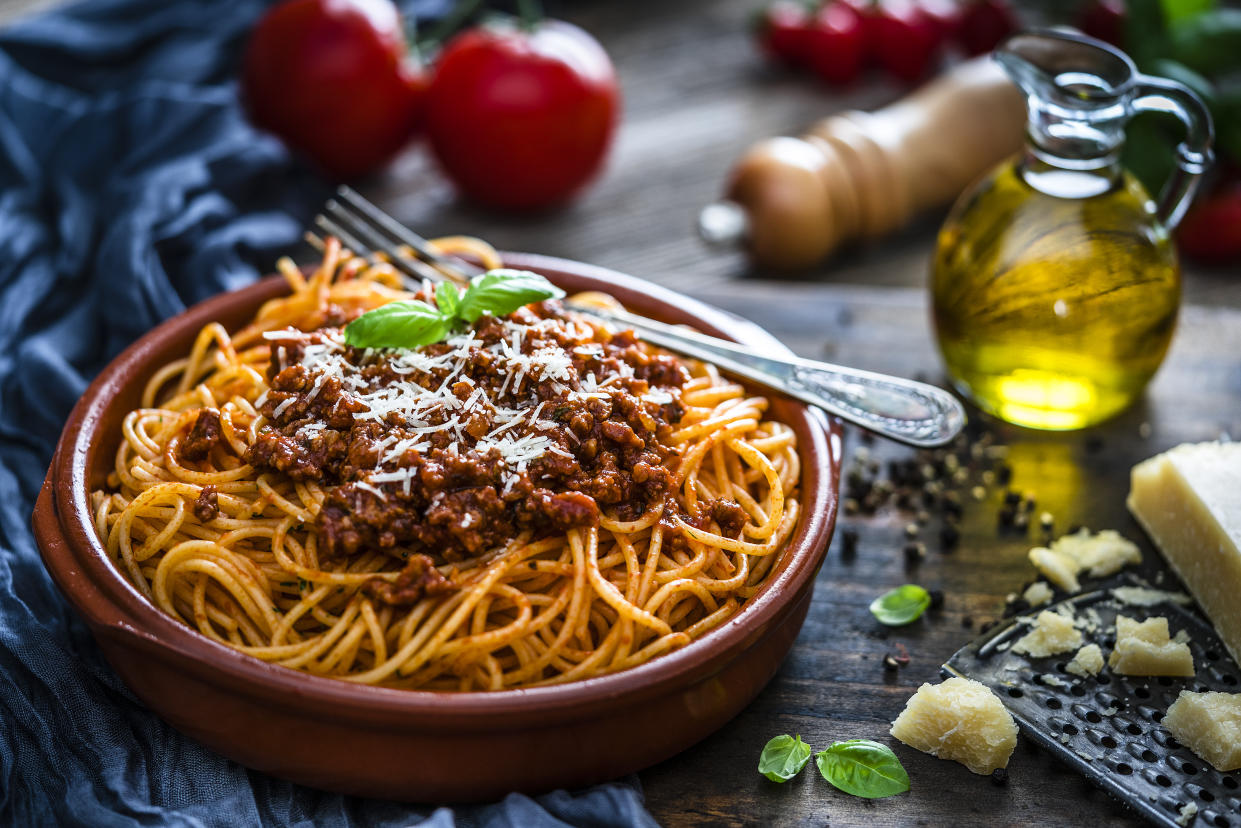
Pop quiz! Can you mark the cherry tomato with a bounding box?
[806,2,867,85]
[242,0,427,180]
[872,0,943,83]
[1177,182,1241,264]
[756,1,816,67]
[918,0,964,43]
[955,0,1017,56]
[425,19,619,211]
[1077,0,1126,49]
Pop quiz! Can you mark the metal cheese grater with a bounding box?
[944,575,1241,828]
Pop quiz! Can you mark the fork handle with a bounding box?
[582,305,965,448]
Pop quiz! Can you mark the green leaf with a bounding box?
[1124,0,1173,68]
[1168,9,1241,75]
[457,269,565,323]
[343,300,452,349]
[815,740,910,799]
[435,281,461,318]
[1160,0,1214,25]
[869,584,931,626]
[758,734,812,783]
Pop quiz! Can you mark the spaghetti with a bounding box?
[92,238,801,690]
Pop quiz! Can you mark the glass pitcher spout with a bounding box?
[994,30,1214,229]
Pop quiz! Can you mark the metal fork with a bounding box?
[315,186,966,447]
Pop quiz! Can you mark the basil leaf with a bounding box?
[458,269,565,323]
[436,281,461,319]
[815,740,910,799]
[757,734,812,782]
[343,300,451,349]
[869,584,931,626]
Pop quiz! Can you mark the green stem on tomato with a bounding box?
[515,0,543,30]
[419,0,487,51]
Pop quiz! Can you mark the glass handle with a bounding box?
[1132,75,1215,230]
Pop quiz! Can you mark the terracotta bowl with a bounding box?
[33,252,841,802]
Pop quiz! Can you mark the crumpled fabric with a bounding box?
[0,1,658,825]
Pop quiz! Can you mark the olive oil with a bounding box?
[931,162,1179,430]
[930,31,1212,431]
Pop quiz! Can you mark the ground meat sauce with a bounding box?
[193,484,219,523]
[181,408,222,462]
[245,299,734,603]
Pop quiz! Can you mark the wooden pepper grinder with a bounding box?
[700,57,1027,269]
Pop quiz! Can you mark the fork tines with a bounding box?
[315,186,479,287]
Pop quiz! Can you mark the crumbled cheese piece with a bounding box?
[1028,529,1141,593]
[1040,673,1068,688]
[1065,644,1105,678]
[1128,441,1241,667]
[890,677,1018,775]
[1163,690,1241,772]
[1107,615,1195,677]
[1012,610,1083,658]
[1110,586,1192,607]
[1176,802,1198,828]
[1023,581,1054,607]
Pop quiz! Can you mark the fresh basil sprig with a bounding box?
[757,734,812,783]
[815,739,910,799]
[869,584,931,626]
[344,269,564,349]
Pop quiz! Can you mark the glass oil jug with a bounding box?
[931,31,1213,430]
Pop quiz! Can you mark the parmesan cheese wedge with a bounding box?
[1107,615,1195,677]
[1163,690,1241,772]
[1128,442,1241,667]
[890,677,1018,775]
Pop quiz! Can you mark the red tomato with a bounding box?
[1077,0,1126,49]
[806,3,867,85]
[872,0,943,83]
[955,0,1017,56]
[425,19,619,211]
[918,0,963,42]
[242,0,427,180]
[1177,183,1241,264]
[756,1,816,67]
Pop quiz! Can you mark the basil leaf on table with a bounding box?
[815,739,910,799]
[458,269,565,322]
[344,300,451,349]
[757,734,812,782]
[869,584,931,626]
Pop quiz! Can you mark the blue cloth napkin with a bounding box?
[0,1,659,825]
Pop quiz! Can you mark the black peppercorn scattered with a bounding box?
[903,541,926,564]
[882,653,901,671]
[939,523,960,551]
[928,589,944,610]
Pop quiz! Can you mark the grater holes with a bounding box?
[1046,696,1062,710]
[1069,684,1086,697]
[1135,685,1151,699]
[1095,672,1112,685]
[1156,676,1174,687]
[1100,735,1117,748]
[1208,813,1231,828]
[1062,723,1079,736]
[1116,762,1134,775]
[1007,687,1024,698]
[1223,776,1238,790]
[1142,749,1158,763]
